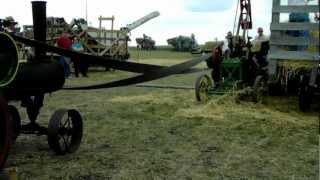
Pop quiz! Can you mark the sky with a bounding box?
[0,0,314,46]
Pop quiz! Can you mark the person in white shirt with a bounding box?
[252,27,269,53]
[254,27,268,42]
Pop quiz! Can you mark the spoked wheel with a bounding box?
[195,74,213,102]
[0,97,11,170]
[47,109,83,155]
[8,105,20,143]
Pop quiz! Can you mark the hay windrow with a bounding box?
[175,93,316,128]
[278,60,318,71]
[7,49,319,179]
[109,93,176,105]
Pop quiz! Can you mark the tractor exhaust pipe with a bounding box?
[32,1,47,60]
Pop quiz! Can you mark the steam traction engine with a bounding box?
[0,1,83,170]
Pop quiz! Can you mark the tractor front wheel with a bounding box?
[195,74,213,102]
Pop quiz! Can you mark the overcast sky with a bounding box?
[0,0,317,45]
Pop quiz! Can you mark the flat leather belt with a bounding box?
[11,34,165,74]
[11,34,209,90]
[63,55,209,90]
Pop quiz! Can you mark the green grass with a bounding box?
[6,50,319,179]
[129,48,194,60]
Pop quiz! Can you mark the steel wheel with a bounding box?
[299,84,312,111]
[8,105,20,143]
[0,97,11,170]
[195,74,213,102]
[47,109,83,155]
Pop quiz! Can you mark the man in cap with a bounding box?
[3,16,18,33]
[254,27,268,42]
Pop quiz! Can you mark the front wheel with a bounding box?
[195,74,213,102]
[47,109,83,155]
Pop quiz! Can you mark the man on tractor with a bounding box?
[251,27,269,68]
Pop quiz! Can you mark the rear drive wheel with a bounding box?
[299,85,312,111]
[0,97,11,170]
[8,105,20,143]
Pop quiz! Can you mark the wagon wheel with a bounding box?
[195,75,213,102]
[47,109,83,155]
[0,97,11,170]
[299,84,312,112]
[8,105,20,143]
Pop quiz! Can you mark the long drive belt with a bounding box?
[11,34,166,74]
[63,55,209,90]
[11,34,209,90]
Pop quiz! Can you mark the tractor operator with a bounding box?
[252,27,269,53]
[254,27,268,42]
[251,27,270,71]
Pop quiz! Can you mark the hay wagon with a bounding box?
[267,0,319,110]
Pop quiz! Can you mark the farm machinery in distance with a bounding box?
[136,34,156,50]
[22,10,160,62]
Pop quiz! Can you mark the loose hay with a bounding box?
[7,50,319,179]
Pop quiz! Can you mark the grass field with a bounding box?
[6,50,319,179]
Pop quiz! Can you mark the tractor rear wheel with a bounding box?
[299,84,312,111]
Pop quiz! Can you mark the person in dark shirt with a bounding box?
[211,42,224,87]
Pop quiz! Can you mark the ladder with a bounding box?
[236,0,253,38]
[268,0,319,75]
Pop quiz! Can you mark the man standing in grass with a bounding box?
[72,37,88,77]
[57,30,72,78]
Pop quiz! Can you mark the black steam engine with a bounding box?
[0,1,83,169]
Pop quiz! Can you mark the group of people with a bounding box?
[56,30,88,78]
[209,27,269,87]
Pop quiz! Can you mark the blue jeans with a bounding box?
[59,56,70,78]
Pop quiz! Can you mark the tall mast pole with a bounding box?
[85,0,88,22]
